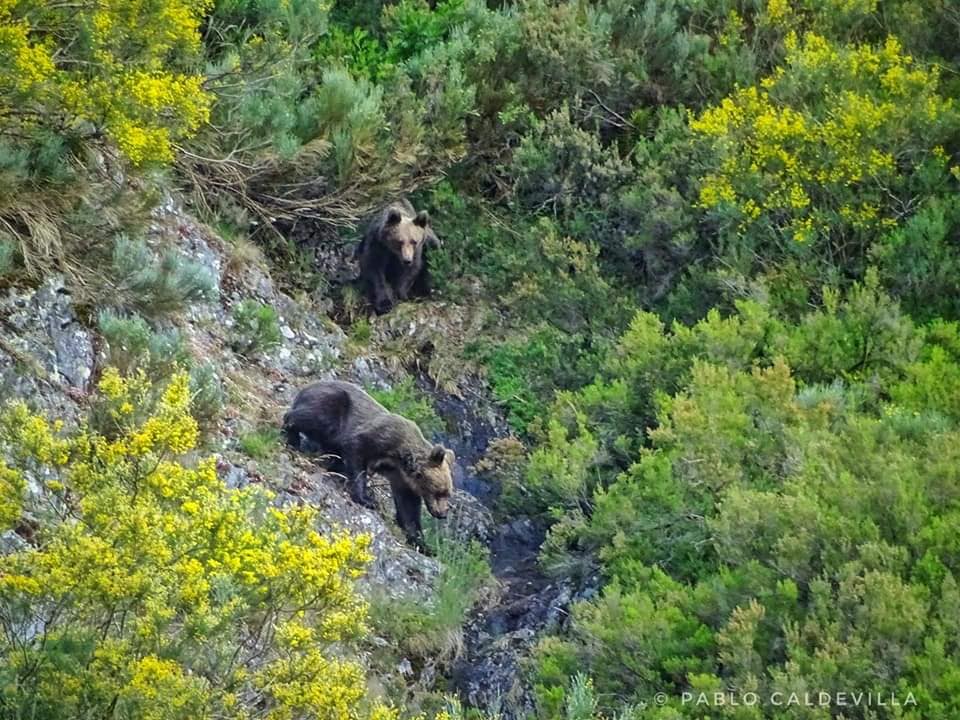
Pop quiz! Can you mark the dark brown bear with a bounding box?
[283,380,454,553]
[355,199,440,314]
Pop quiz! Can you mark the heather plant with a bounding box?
[0,369,375,719]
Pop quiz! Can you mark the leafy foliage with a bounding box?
[528,281,960,717]
[98,311,190,377]
[369,378,443,438]
[4,0,960,717]
[693,32,959,278]
[109,236,219,317]
[0,0,211,169]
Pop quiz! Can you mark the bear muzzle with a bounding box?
[426,496,449,519]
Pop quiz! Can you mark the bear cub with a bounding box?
[355,199,440,315]
[283,380,454,553]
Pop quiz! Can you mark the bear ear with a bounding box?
[414,211,430,228]
[444,448,455,466]
[429,444,447,466]
[386,208,403,226]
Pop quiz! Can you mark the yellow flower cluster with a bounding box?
[0,369,377,719]
[762,0,879,31]
[256,651,367,720]
[2,0,212,165]
[692,32,956,246]
[0,459,24,530]
[0,19,54,94]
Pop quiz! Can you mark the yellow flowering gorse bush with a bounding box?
[692,31,958,258]
[0,369,375,720]
[1,0,211,165]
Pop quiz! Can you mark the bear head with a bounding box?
[404,444,455,519]
[382,207,432,267]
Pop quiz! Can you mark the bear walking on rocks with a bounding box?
[356,199,440,315]
[283,380,454,553]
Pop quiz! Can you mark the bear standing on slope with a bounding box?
[356,199,440,315]
[282,380,454,554]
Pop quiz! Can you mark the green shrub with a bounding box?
[189,363,226,430]
[110,236,218,317]
[97,310,190,378]
[528,282,960,717]
[231,299,282,356]
[502,414,598,520]
[472,324,604,435]
[369,377,443,437]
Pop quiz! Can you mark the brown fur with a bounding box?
[283,380,454,552]
[355,199,440,314]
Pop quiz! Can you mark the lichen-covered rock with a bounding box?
[306,471,441,600]
[1,277,94,392]
[0,277,90,434]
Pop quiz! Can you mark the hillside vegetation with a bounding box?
[1,1,960,719]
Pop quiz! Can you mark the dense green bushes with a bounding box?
[525,279,960,717]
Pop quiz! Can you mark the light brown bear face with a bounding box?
[383,208,431,266]
[416,444,455,519]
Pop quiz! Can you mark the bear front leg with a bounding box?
[371,270,396,315]
[391,482,431,555]
[349,470,378,509]
[396,266,418,301]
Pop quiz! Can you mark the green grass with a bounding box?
[348,316,373,345]
[237,426,282,460]
[368,523,493,663]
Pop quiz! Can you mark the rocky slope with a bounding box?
[0,193,579,718]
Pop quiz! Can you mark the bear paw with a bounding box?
[351,491,378,510]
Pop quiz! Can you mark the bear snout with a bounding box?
[426,496,449,519]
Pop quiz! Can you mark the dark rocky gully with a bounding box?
[427,381,598,719]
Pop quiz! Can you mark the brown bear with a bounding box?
[355,199,440,315]
[283,380,454,553]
